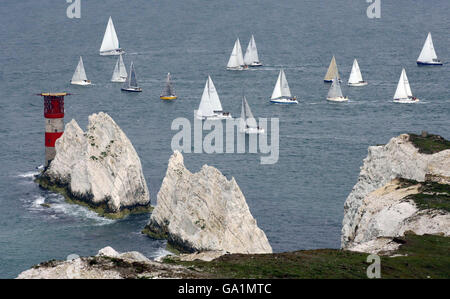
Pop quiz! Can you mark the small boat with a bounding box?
[324,55,341,83]
[417,32,442,65]
[270,69,298,104]
[244,35,262,67]
[99,17,124,56]
[227,38,247,70]
[196,76,232,120]
[160,73,177,100]
[327,77,348,102]
[393,68,419,103]
[121,62,142,92]
[348,59,368,86]
[71,56,91,86]
[111,54,127,83]
[240,96,264,134]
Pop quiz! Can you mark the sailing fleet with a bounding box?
[69,16,444,133]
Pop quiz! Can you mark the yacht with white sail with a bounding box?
[160,73,177,100]
[227,38,247,70]
[393,68,419,103]
[327,77,348,102]
[348,59,368,86]
[270,69,298,104]
[324,55,341,83]
[121,62,142,92]
[240,96,264,134]
[417,32,442,65]
[196,76,232,120]
[111,54,127,83]
[99,17,124,56]
[71,56,91,86]
[244,35,262,67]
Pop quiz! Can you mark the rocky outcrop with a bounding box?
[17,247,202,279]
[144,151,272,254]
[37,112,150,216]
[341,133,450,253]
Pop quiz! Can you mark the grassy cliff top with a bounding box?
[409,133,450,154]
[164,234,450,279]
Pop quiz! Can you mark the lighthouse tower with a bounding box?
[39,93,69,168]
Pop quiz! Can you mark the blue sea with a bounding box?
[0,0,448,278]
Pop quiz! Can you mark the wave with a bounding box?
[151,246,171,261]
[17,171,39,178]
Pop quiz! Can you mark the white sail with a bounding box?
[417,32,438,63]
[327,77,344,99]
[348,59,363,84]
[100,17,120,53]
[72,56,88,82]
[111,55,127,82]
[207,76,223,112]
[271,69,291,99]
[324,56,340,81]
[227,38,244,68]
[244,35,259,65]
[241,96,257,129]
[393,69,413,100]
[197,80,215,118]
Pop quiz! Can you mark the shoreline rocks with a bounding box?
[36,112,151,218]
[144,151,272,254]
[341,133,450,253]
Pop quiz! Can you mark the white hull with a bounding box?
[327,96,348,102]
[71,80,91,86]
[248,62,262,67]
[121,87,142,92]
[348,81,368,87]
[417,60,443,66]
[227,66,247,71]
[270,97,298,104]
[111,77,127,83]
[393,98,420,103]
[100,49,125,56]
[242,127,264,134]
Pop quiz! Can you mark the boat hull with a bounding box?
[248,62,263,67]
[324,79,341,83]
[100,49,125,56]
[416,61,443,66]
[270,97,298,104]
[121,87,142,92]
[348,81,368,87]
[242,127,265,134]
[327,96,348,102]
[226,65,248,71]
[160,96,177,100]
[393,98,420,103]
[111,78,127,83]
[196,113,232,120]
[71,80,91,86]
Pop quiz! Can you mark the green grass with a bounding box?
[164,234,450,279]
[409,133,450,154]
[408,181,450,212]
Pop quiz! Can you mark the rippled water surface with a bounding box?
[0,0,449,278]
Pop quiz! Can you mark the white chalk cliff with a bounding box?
[146,151,272,254]
[43,112,150,213]
[341,134,450,253]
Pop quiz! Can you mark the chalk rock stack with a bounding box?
[145,151,272,254]
[341,134,450,253]
[42,112,150,213]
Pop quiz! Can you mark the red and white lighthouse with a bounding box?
[39,92,69,168]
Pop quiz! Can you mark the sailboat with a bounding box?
[196,76,232,120]
[99,17,124,56]
[227,38,247,70]
[240,96,264,134]
[160,73,177,100]
[244,35,262,67]
[324,55,341,83]
[111,54,127,83]
[71,56,91,86]
[121,62,142,92]
[327,77,348,102]
[393,68,419,103]
[270,69,298,104]
[417,32,442,65]
[348,59,368,86]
